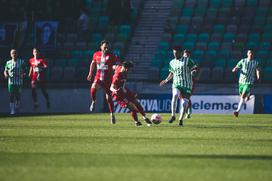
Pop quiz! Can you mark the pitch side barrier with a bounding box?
[113,94,255,114]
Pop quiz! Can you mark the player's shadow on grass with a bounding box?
[155,154,272,160]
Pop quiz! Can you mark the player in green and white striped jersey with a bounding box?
[160,46,197,126]
[232,49,260,117]
[3,49,26,115]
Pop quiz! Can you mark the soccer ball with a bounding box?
[151,113,162,125]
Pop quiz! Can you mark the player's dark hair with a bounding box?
[184,49,191,55]
[247,49,254,53]
[123,61,134,68]
[172,46,182,52]
[100,40,110,46]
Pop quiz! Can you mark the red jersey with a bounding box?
[92,51,119,83]
[111,65,127,90]
[29,58,47,81]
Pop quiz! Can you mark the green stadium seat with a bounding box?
[71,50,83,58]
[262,33,272,42]
[54,59,67,67]
[214,58,226,68]
[194,8,206,16]
[223,33,235,42]
[50,67,63,82]
[206,8,218,17]
[256,7,269,16]
[158,41,170,51]
[63,66,76,82]
[254,16,266,27]
[218,8,231,17]
[173,34,185,44]
[194,50,204,58]
[205,50,217,61]
[198,67,211,82]
[185,33,197,42]
[67,58,80,67]
[160,66,170,80]
[182,8,194,17]
[248,33,260,42]
[211,67,224,82]
[97,16,109,31]
[218,49,230,59]
[213,24,225,34]
[233,42,245,51]
[263,67,272,83]
[226,59,238,68]
[173,0,184,7]
[91,33,103,44]
[195,42,208,50]
[246,0,258,6]
[264,24,272,33]
[246,41,259,50]
[176,25,188,34]
[259,42,271,50]
[209,0,221,8]
[198,33,210,42]
[221,0,233,8]
[197,0,209,7]
[119,25,131,35]
[183,42,195,50]
[208,42,220,50]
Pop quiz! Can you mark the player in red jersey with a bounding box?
[87,40,119,124]
[110,61,152,127]
[29,48,50,109]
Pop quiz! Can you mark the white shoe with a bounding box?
[10,109,15,115]
[89,101,96,112]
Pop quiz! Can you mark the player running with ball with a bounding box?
[110,61,152,127]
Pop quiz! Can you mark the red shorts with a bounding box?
[112,88,137,108]
[93,79,111,95]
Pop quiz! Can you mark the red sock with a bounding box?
[90,87,96,102]
[130,111,138,122]
[106,96,114,113]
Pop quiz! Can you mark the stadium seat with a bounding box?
[195,42,208,50]
[263,67,272,83]
[54,59,67,67]
[160,66,170,80]
[209,0,221,8]
[221,0,233,8]
[198,67,211,82]
[246,0,258,6]
[213,24,225,34]
[211,67,224,82]
[182,8,194,17]
[176,25,188,34]
[185,33,197,42]
[223,33,235,42]
[208,42,220,50]
[198,33,209,42]
[206,8,218,17]
[224,67,236,83]
[214,58,226,68]
[63,67,76,82]
[50,67,63,82]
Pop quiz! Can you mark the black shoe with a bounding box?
[135,121,142,127]
[144,118,152,126]
[233,111,239,118]
[111,115,116,124]
[34,102,39,109]
[178,119,183,127]
[168,116,176,123]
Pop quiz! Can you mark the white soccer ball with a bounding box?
[151,113,162,125]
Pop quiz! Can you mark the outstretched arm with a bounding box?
[160,72,173,86]
[256,69,260,81]
[87,60,95,81]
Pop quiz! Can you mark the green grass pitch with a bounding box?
[0,113,272,181]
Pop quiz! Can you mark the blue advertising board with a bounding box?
[264,95,272,113]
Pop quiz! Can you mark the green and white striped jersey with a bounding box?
[235,58,259,85]
[169,57,197,89]
[4,59,26,85]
